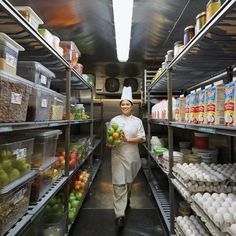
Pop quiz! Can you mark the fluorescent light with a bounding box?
[112,0,133,62]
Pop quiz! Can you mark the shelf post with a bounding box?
[167,68,174,235]
[89,88,94,168]
[147,89,152,181]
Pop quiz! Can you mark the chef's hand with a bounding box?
[119,131,128,142]
[106,143,116,148]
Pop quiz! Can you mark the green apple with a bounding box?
[75,192,83,201]
[111,123,118,131]
[8,168,20,182]
[107,136,113,144]
[71,199,79,208]
[107,127,114,135]
[114,139,122,145]
[2,160,12,172]
[0,169,9,187]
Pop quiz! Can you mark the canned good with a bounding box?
[195,12,206,34]
[206,0,221,22]
[184,25,195,45]
[174,41,184,57]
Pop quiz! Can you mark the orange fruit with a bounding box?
[112,132,120,139]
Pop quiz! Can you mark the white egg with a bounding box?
[212,193,219,199]
[218,207,228,214]
[214,213,224,225]
[224,212,233,224]
[207,206,217,216]
[212,201,221,209]
[195,193,202,199]
[230,224,236,235]
[225,197,233,203]
[186,229,192,235]
[222,201,231,208]
[203,201,210,210]
[232,201,236,208]
[228,193,236,200]
[229,206,236,215]
[203,192,211,198]
[219,193,227,200]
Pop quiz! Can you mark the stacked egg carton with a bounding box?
[171,178,192,202]
[192,193,236,235]
[173,163,236,193]
[175,215,211,236]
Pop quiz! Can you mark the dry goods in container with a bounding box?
[59,41,81,67]
[52,35,60,51]
[0,33,24,75]
[174,41,184,57]
[206,84,224,125]
[50,91,65,120]
[206,0,221,22]
[27,85,53,121]
[15,6,43,30]
[165,50,174,63]
[175,96,186,122]
[195,11,206,34]
[184,25,195,45]
[0,70,33,122]
[0,170,37,236]
[161,151,183,173]
[224,81,236,126]
[0,137,34,188]
[38,28,53,47]
[17,61,55,88]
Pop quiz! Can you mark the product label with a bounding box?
[11,92,22,105]
[40,75,47,85]
[13,148,27,159]
[189,93,198,124]
[224,82,235,125]
[198,90,206,124]
[6,53,16,68]
[206,87,216,124]
[41,99,48,108]
[185,95,191,123]
[12,188,26,205]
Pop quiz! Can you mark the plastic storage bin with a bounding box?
[0,70,33,122]
[0,170,37,236]
[59,41,81,67]
[27,85,53,121]
[0,137,34,188]
[0,33,24,75]
[50,91,66,120]
[15,6,43,31]
[30,158,56,203]
[17,61,55,88]
[25,129,62,167]
[38,28,53,47]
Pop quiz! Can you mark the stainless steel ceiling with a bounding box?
[8,0,224,68]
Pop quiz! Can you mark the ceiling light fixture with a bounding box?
[112,0,134,62]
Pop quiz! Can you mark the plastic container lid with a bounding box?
[0,170,37,196]
[0,33,24,52]
[26,129,62,139]
[15,6,44,25]
[194,132,209,137]
[32,157,56,171]
[192,147,218,154]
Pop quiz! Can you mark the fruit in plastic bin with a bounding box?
[70,151,76,160]
[69,159,76,170]
[111,122,119,130]
[0,169,9,187]
[8,168,20,181]
[69,192,76,202]
[68,209,76,222]
[0,150,13,159]
[43,226,62,236]
[59,155,65,162]
[71,199,79,208]
[75,192,83,201]
[2,159,13,171]
[55,160,61,169]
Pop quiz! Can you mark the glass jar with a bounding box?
[195,12,206,34]
[174,41,184,57]
[206,0,221,22]
[184,25,195,45]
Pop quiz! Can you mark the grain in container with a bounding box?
[174,41,184,57]
[184,25,195,45]
[206,0,221,22]
[17,61,55,88]
[0,170,37,236]
[195,12,206,34]
[0,70,33,122]
[15,6,43,31]
[38,28,54,47]
[50,91,66,120]
[0,33,24,75]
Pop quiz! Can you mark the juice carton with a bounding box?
[175,96,186,122]
[189,91,198,124]
[198,89,206,124]
[185,94,191,123]
[224,81,236,126]
[206,84,224,125]
[175,98,180,121]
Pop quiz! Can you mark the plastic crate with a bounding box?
[17,61,55,88]
[30,158,56,203]
[27,85,53,121]
[50,91,66,120]
[0,70,33,122]
[0,137,34,189]
[0,170,37,236]
[0,33,24,75]
[15,6,43,31]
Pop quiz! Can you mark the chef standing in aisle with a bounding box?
[107,86,146,229]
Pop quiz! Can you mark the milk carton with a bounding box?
[189,91,198,124]
[185,94,191,123]
[198,89,206,124]
[224,81,236,126]
[206,84,224,125]
[175,96,185,122]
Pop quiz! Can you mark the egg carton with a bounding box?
[191,201,226,236]
[175,223,185,236]
[171,178,192,202]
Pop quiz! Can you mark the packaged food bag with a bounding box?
[106,122,123,146]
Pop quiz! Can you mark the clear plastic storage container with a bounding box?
[38,28,53,47]
[0,137,34,189]
[30,158,56,203]
[0,170,37,236]
[50,91,66,120]
[27,85,54,121]
[0,33,24,75]
[15,6,43,30]
[0,70,33,122]
[17,61,55,88]
[25,129,62,167]
[59,41,81,67]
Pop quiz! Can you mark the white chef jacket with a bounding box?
[110,114,146,185]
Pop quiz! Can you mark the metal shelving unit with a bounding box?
[146,1,236,235]
[0,1,101,235]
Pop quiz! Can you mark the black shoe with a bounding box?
[115,216,125,228]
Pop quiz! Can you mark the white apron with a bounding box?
[111,115,146,185]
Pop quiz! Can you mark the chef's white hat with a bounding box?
[121,86,133,102]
